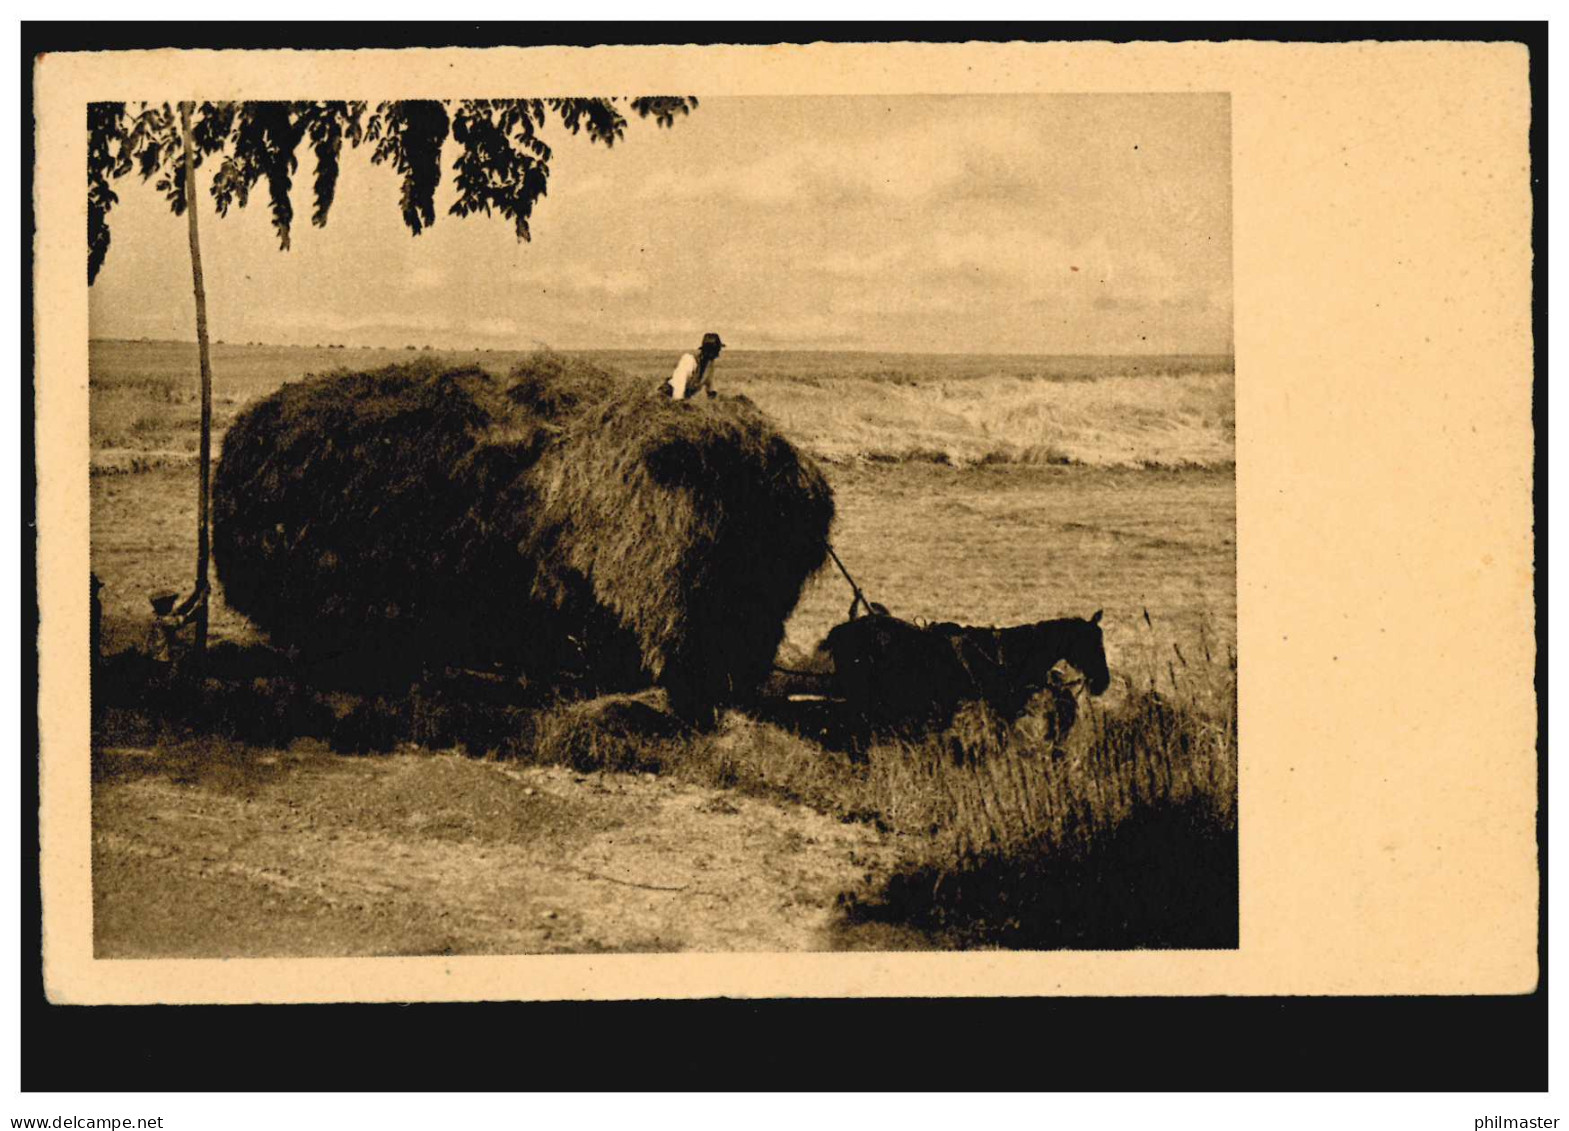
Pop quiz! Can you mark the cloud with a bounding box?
[401,264,448,292]
[812,245,906,279]
[574,268,649,298]
[797,225,1190,304]
[634,113,1043,210]
[471,317,524,338]
[527,262,650,299]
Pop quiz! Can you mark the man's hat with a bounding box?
[701,332,725,352]
[149,590,180,616]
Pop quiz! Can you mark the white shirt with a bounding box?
[667,352,712,400]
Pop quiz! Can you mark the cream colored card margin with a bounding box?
[35,40,1537,1004]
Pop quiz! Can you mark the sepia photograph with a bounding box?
[82,90,1237,958]
[33,36,1537,1023]
[22,22,1549,1127]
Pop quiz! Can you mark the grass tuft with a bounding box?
[842,640,1237,947]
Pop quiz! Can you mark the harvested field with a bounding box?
[89,340,1236,955]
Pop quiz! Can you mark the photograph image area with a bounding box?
[85,93,1237,958]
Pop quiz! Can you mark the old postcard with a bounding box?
[33,38,1535,1003]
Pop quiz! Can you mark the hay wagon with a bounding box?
[213,353,834,723]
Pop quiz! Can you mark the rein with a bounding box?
[826,544,880,619]
[766,544,876,679]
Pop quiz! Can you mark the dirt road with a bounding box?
[93,742,912,957]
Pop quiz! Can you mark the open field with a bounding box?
[90,340,1234,473]
[89,339,1236,954]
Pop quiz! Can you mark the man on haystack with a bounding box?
[664,332,725,400]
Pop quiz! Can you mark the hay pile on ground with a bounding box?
[213,353,834,720]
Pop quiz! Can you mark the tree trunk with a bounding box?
[178,102,213,661]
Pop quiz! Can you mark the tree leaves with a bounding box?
[192,101,236,157]
[210,101,309,249]
[629,96,699,129]
[126,104,186,217]
[367,100,450,237]
[87,102,128,284]
[87,96,697,282]
[300,100,366,229]
[549,97,627,146]
[449,99,554,242]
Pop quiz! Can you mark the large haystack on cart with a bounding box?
[212,353,834,722]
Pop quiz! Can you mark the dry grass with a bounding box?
[95,591,1234,950]
[748,369,1235,469]
[845,642,1237,948]
[90,340,1236,949]
[89,341,1234,473]
[493,613,1237,948]
[210,352,833,717]
[523,380,834,718]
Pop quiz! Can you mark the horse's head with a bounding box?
[1000,612,1111,703]
[1057,610,1111,695]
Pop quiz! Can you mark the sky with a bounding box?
[88,94,1233,355]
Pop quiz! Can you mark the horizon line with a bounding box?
[89,337,1237,361]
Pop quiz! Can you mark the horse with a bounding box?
[928,612,1111,719]
[819,610,1110,742]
